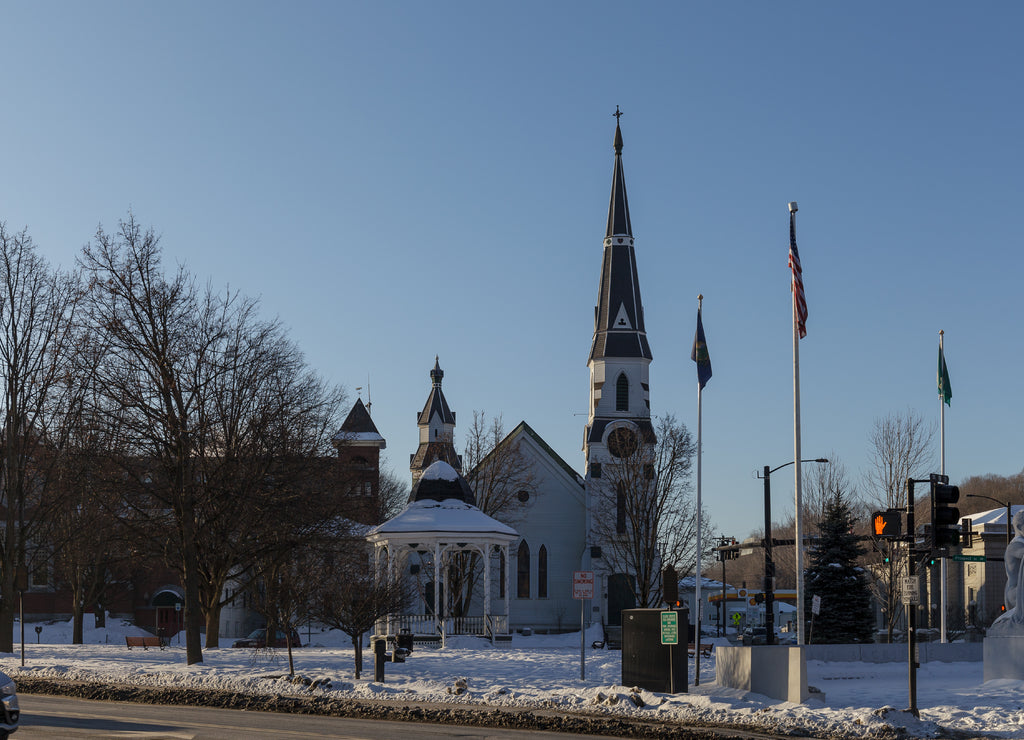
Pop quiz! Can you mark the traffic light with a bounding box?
[930,474,961,547]
[961,518,974,548]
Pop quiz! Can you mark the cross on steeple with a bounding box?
[613,105,623,122]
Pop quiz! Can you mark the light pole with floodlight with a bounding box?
[965,494,1013,547]
[757,457,828,645]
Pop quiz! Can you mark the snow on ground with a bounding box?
[1,616,1021,738]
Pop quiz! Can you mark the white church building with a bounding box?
[366,114,661,637]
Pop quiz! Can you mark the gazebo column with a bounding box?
[433,542,441,642]
[504,543,511,630]
[387,546,397,637]
[483,544,491,638]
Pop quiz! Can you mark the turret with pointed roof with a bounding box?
[332,397,387,524]
[410,357,462,484]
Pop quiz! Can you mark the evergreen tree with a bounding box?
[804,491,874,643]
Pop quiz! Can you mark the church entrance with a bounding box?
[153,590,184,640]
[607,573,636,626]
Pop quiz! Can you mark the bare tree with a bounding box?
[191,310,346,648]
[375,462,409,524]
[591,414,702,607]
[865,409,936,642]
[0,224,81,653]
[307,538,410,679]
[773,457,863,589]
[79,216,239,664]
[959,472,1024,515]
[439,412,536,618]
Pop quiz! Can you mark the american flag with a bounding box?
[789,211,807,339]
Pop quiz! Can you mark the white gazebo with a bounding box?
[366,461,519,643]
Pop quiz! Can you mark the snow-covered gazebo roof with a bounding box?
[366,461,518,545]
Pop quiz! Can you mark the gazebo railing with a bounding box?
[485,614,509,637]
[374,614,507,637]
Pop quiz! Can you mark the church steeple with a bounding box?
[605,107,632,239]
[585,110,655,462]
[589,110,652,364]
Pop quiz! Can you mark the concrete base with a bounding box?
[716,645,809,703]
[984,636,1024,681]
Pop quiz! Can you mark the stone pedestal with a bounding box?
[716,645,809,703]
[984,636,1024,681]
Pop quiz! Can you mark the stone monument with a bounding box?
[984,509,1024,680]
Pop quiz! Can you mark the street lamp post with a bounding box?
[758,457,828,645]
[965,494,1013,547]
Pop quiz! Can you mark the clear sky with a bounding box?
[2,1,1021,541]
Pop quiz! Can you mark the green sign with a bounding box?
[952,554,986,562]
[660,611,678,645]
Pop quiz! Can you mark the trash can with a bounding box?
[372,637,386,681]
[397,629,414,653]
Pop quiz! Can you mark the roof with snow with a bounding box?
[367,497,519,539]
[965,504,1023,528]
[410,460,476,506]
[333,398,386,446]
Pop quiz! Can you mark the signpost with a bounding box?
[901,576,920,606]
[660,610,679,644]
[660,610,679,694]
[573,571,594,680]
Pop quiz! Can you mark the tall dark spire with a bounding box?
[606,106,632,238]
[589,111,651,363]
[419,356,455,426]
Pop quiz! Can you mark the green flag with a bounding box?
[938,346,952,406]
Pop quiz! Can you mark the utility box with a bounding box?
[621,608,688,693]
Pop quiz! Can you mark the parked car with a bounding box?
[741,626,768,646]
[0,670,19,738]
[231,628,301,649]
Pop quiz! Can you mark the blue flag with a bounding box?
[691,308,712,390]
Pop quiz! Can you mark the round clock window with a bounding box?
[607,426,638,458]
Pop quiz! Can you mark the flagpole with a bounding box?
[694,295,704,685]
[939,330,946,474]
[789,202,807,646]
[939,329,947,643]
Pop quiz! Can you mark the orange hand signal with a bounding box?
[874,514,886,535]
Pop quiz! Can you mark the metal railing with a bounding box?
[373,614,508,637]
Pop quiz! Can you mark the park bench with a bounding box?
[688,643,713,658]
[125,635,163,650]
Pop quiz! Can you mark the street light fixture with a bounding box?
[965,494,1013,547]
[757,457,828,645]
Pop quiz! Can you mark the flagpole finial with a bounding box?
[939,329,944,336]
[788,201,798,213]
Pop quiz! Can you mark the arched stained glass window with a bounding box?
[517,541,530,598]
[538,545,548,598]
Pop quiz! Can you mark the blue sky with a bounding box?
[2,2,1022,540]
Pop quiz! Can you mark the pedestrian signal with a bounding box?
[872,510,902,539]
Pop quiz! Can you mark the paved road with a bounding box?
[16,694,610,739]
